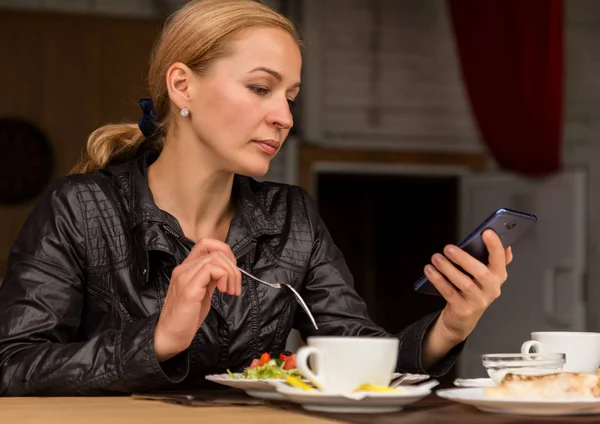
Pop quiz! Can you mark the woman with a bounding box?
[0,0,511,396]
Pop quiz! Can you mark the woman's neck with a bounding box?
[147,137,235,243]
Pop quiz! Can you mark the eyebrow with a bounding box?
[248,67,301,89]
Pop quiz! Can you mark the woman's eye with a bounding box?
[287,99,296,109]
[249,86,270,96]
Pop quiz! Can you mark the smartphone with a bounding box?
[413,208,538,296]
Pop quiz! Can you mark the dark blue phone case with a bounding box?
[413,208,538,296]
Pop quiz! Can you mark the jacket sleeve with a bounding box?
[0,178,188,396]
[293,189,464,377]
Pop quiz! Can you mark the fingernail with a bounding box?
[425,265,433,275]
[445,246,456,255]
[432,254,443,265]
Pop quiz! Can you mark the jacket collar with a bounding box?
[110,151,281,255]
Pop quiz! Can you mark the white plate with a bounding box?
[206,373,429,401]
[437,388,600,416]
[453,378,496,388]
[274,384,432,414]
[206,373,313,400]
[205,373,288,392]
[244,390,287,401]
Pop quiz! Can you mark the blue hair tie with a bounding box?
[138,98,159,138]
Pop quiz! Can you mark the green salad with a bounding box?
[227,352,302,380]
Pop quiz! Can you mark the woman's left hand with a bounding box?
[425,229,513,343]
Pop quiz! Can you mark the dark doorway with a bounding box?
[316,171,460,383]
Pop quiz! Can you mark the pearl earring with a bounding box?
[180,107,190,117]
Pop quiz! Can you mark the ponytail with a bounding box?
[70,98,163,174]
[70,124,149,174]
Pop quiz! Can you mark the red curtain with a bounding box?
[446,0,564,177]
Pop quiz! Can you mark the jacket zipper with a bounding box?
[162,224,180,239]
[162,224,194,254]
[234,240,257,261]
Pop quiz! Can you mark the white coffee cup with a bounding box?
[295,336,399,393]
[520,331,600,373]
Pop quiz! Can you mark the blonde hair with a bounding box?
[71,0,300,174]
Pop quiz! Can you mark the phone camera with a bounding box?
[505,221,517,230]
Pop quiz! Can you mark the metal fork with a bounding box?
[166,230,318,330]
[237,267,319,331]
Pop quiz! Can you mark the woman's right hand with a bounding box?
[154,238,242,361]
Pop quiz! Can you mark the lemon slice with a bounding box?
[286,375,315,391]
[355,384,407,393]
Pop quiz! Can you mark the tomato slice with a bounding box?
[258,352,271,366]
[249,359,260,369]
[283,353,296,370]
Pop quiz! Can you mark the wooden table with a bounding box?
[2,393,600,424]
[0,396,333,424]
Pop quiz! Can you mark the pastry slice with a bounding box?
[483,372,600,399]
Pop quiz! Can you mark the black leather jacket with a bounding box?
[0,152,461,396]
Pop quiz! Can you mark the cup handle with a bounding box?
[521,340,544,354]
[295,346,326,390]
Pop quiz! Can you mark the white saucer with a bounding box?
[205,372,429,401]
[274,384,432,414]
[392,373,430,386]
[437,388,600,416]
[453,378,496,388]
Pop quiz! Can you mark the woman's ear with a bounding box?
[166,62,194,111]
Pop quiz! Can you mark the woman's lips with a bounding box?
[253,139,280,155]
